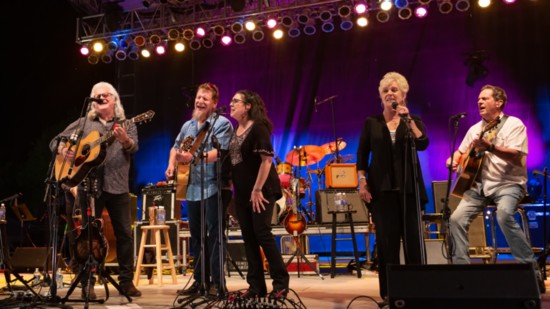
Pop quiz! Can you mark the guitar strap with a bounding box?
[187,122,211,184]
[487,114,509,145]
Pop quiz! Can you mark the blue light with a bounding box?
[395,0,409,9]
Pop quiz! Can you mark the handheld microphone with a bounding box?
[87,97,105,104]
[450,112,468,120]
[391,102,399,110]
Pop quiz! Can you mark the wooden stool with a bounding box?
[329,210,361,279]
[133,225,177,286]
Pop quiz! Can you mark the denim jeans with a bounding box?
[450,182,536,266]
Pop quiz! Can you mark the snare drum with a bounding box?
[276,162,293,188]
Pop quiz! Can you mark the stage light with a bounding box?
[297,10,311,25]
[340,17,353,30]
[281,15,294,28]
[376,11,390,23]
[380,0,393,11]
[231,21,244,33]
[395,0,409,9]
[288,25,301,38]
[141,47,151,58]
[167,28,180,40]
[252,29,265,41]
[92,41,104,53]
[478,0,491,7]
[356,16,368,27]
[418,0,432,4]
[212,25,225,36]
[266,18,277,29]
[273,29,284,39]
[196,27,206,37]
[189,39,201,50]
[101,51,113,64]
[321,21,335,33]
[182,28,194,40]
[221,33,232,46]
[128,46,139,60]
[244,20,256,31]
[456,0,470,11]
[338,5,352,18]
[106,40,118,51]
[415,6,429,18]
[319,9,332,23]
[398,8,412,20]
[134,35,146,47]
[174,41,185,52]
[115,48,127,61]
[88,54,99,64]
[118,38,130,50]
[155,43,166,55]
[503,0,516,3]
[234,32,246,44]
[80,44,90,56]
[202,35,215,48]
[149,34,162,45]
[438,0,453,14]
[304,21,316,35]
[354,2,367,14]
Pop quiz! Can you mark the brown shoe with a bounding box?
[81,286,97,300]
[120,281,142,297]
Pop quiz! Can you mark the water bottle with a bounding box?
[32,268,41,286]
[0,203,6,223]
[157,206,166,225]
[334,192,348,212]
[56,268,64,289]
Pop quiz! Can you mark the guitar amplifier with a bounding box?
[325,164,358,188]
[141,184,179,221]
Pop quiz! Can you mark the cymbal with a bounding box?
[307,168,324,175]
[285,145,325,166]
[320,138,346,154]
[327,154,355,164]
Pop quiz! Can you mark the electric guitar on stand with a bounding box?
[451,117,500,198]
[55,110,155,187]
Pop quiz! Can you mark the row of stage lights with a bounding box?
[80,0,522,64]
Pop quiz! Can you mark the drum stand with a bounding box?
[61,176,132,307]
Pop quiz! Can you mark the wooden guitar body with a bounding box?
[74,218,108,264]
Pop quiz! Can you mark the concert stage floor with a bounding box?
[1,264,549,309]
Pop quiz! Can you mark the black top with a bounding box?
[356,114,429,204]
[229,122,282,201]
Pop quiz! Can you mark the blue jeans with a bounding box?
[187,193,224,286]
[450,183,536,265]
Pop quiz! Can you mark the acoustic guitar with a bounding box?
[174,123,210,201]
[55,110,155,187]
[451,117,500,198]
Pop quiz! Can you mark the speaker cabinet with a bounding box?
[10,247,51,273]
[133,220,181,267]
[315,189,369,224]
[400,239,449,264]
[432,181,486,247]
[325,164,358,188]
[387,264,540,308]
[141,185,179,221]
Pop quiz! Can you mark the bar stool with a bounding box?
[133,224,178,286]
[329,210,361,279]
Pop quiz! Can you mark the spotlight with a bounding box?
[252,29,265,41]
[174,41,185,52]
[244,20,256,31]
[221,33,232,46]
[281,15,294,28]
[438,0,453,13]
[376,11,391,23]
[134,35,146,47]
[234,32,246,44]
[398,8,412,20]
[92,40,104,53]
[319,10,332,22]
[340,18,353,30]
[266,18,277,29]
[478,0,491,7]
[141,48,151,58]
[456,0,470,11]
[106,40,118,51]
[118,38,130,50]
[212,25,225,36]
[101,51,113,64]
[503,0,516,3]
[395,0,409,9]
[231,21,243,33]
[182,29,194,41]
[273,29,284,40]
[167,28,180,40]
[88,54,99,64]
[115,48,127,61]
[149,34,162,45]
[288,26,300,38]
[380,0,393,11]
[202,35,215,48]
[354,2,367,14]
[189,39,201,50]
[338,5,352,18]
[418,0,432,4]
[415,6,429,18]
[297,10,311,25]
[304,21,317,35]
[196,27,206,37]
[155,43,167,55]
[128,46,139,60]
[80,44,90,56]
[321,22,334,33]
[356,16,368,27]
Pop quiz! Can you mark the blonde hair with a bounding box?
[378,72,410,103]
[87,81,126,120]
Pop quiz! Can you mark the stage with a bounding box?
[1,263,549,309]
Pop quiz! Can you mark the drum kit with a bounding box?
[275,138,354,224]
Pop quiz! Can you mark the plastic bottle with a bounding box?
[56,268,64,289]
[0,203,6,223]
[157,206,166,225]
[32,268,41,286]
[334,192,347,212]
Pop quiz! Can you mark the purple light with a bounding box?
[266,18,277,29]
[80,45,90,56]
[221,35,232,46]
[415,6,428,18]
[354,3,367,14]
[155,45,166,55]
[503,0,516,3]
[196,27,206,37]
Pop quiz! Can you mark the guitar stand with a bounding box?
[285,232,324,279]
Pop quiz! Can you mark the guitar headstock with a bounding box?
[132,110,155,124]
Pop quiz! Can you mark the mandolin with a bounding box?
[451,117,500,198]
[282,188,307,235]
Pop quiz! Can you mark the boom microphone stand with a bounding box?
[536,168,549,278]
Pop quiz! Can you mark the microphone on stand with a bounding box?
[87,97,105,104]
[450,112,468,120]
[392,102,409,118]
[314,97,318,112]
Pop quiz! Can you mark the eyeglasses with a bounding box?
[230,98,245,104]
[95,93,113,99]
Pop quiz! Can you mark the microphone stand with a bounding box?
[442,116,463,261]
[536,168,549,278]
[401,116,427,264]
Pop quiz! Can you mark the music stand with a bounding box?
[10,200,36,247]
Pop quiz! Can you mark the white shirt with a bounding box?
[458,113,528,196]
